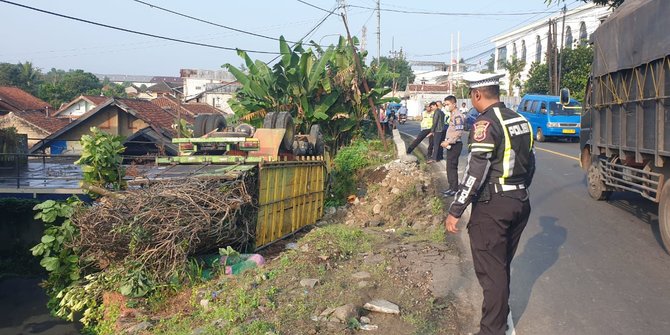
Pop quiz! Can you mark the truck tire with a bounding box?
[263,112,278,129]
[194,115,209,137]
[536,128,545,142]
[658,181,670,253]
[234,123,255,137]
[274,111,294,152]
[587,163,611,200]
[309,124,324,155]
[205,114,227,134]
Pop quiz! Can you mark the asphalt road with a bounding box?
[399,121,670,335]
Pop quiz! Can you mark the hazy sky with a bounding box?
[0,0,580,76]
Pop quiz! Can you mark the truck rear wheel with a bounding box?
[309,124,324,156]
[263,112,278,129]
[658,181,670,253]
[274,112,294,152]
[587,163,611,200]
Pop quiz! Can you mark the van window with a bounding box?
[549,101,582,115]
[540,102,547,114]
[530,101,539,113]
[523,100,531,112]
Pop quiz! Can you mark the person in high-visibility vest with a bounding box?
[444,72,535,335]
[406,103,435,157]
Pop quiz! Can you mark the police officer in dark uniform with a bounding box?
[444,72,535,335]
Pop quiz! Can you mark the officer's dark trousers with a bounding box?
[407,129,432,154]
[445,141,463,190]
[431,131,445,161]
[468,189,531,335]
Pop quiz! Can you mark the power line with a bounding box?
[265,4,339,64]
[132,0,316,45]
[410,1,579,58]
[0,16,334,59]
[0,0,282,55]
[346,4,554,16]
[296,0,334,14]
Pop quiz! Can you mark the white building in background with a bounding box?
[180,69,237,101]
[491,3,611,96]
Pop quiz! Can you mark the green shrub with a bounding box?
[327,140,372,206]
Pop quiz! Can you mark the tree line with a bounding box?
[0,62,127,108]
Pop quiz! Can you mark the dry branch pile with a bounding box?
[71,175,256,280]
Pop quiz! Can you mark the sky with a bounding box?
[0,0,582,77]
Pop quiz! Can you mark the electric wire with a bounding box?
[132,0,321,46]
[346,4,554,16]
[0,0,282,55]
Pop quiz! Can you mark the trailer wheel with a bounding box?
[587,163,611,200]
[205,114,227,134]
[194,115,209,137]
[274,111,294,151]
[536,128,545,142]
[263,112,278,129]
[658,181,670,253]
[309,124,324,156]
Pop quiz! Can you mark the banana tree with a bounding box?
[224,35,399,153]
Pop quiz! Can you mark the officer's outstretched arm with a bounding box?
[448,120,496,218]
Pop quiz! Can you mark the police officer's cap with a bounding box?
[461,72,505,89]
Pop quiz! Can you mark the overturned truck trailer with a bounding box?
[152,111,327,250]
[580,0,670,250]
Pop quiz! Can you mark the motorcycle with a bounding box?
[398,113,408,124]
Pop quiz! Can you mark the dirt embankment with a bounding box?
[117,158,472,335]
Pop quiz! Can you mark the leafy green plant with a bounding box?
[30,198,82,285]
[328,139,385,205]
[119,263,155,298]
[74,127,126,193]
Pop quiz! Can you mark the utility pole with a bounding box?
[450,33,454,73]
[341,13,387,148]
[547,19,553,95]
[457,31,461,73]
[553,19,559,95]
[337,0,347,21]
[361,25,367,52]
[558,4,567,92]
[450,33,454,94]
[376,0,381,67]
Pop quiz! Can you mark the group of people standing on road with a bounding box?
[406,95,467,197]
[406,73,536,335]
[378,101,408,135]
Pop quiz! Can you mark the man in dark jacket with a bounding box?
[428,101,445,163]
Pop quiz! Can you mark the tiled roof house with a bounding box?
[0,86,69,147]
[31,98,188,156]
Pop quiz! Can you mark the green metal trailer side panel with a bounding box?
[254,158,326,249]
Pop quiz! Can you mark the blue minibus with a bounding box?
[517,94,581,142]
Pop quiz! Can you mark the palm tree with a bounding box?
[19,62,42,95]
[504,56,526,96]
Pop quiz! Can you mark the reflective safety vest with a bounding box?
[420,111,433,130]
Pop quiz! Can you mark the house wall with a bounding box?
[184,78,217,99]
[0,114,50,147]
[53,106,147,154]
[491,4,611,96]
[57,100,98,119]
[202,93,234,114]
